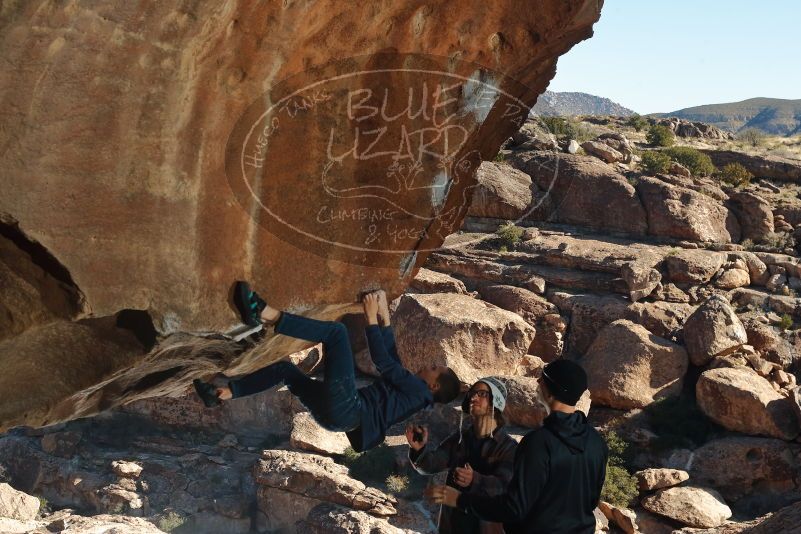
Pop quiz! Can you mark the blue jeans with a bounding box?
[228,312,362,432]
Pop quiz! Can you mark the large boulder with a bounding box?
[641,486,732,528]
[0,1,603,430]
[672,501,801,533]
[621,261,662,302]
[408,268,469,295]
[635,468,689,491]
[581,141,625,163]
[727,191,775,243]
[690,437,801,503]
[45,513,167,534]
[683,296,747,366]
[123,383,307,441]
[729,251,770,286]
[476,284,565,361]
[637,178,739,243]
[559,294,693,357]
[289,412,351,456]
[393,293,536,383]
[298,503,401,533]
[559,294,628,357]
[742,317,796,369]
[511,153,649,235]
[583,320,688,409]
[696,367,799,440]
[467,162,535,220]
[623,301,695,343]
[665,250,727,284]
[714,268,750,289]
[254,450,396,532]
[0,483,39,521]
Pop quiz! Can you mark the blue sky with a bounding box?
[547,1,801,114]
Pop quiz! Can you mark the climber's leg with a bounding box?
[271,312,362,431]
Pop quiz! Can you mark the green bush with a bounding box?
[717,162,753,187]
[646,125,675,147]
[604,430,633,466]
[494,151,506,162]
[600,431,638,507]
[541,116,571,136]
[37,496,50,515]
[640,150,672,175]
[601,465,639,508]
[496,222,524,248]
[663,146,717,176]
[737,128,766,148]
[341,446,361,463]
[779,313,793,331]
[766,232,796,251]
[341,444,396,484]
[627,114,649,132]
[540,116,593,142]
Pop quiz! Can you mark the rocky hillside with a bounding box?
[653,97,801,136]
[2,115,801,533]
[532,91,635,117]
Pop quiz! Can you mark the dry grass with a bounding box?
[574,117,801,161]
[698,134,801,161]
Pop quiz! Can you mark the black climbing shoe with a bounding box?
[193,379,221,408]
[233,281,267,327]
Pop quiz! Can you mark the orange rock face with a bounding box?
[0,1,602,429]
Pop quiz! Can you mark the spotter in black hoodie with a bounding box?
[457,410,609,534]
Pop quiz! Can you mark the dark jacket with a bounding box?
[346,325,432,452]
[410,425,517,534]
[457,410,608,534]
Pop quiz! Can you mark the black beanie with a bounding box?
[542,360,587,406]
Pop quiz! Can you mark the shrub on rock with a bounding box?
[640,150,672,175]
[646,125,675,147]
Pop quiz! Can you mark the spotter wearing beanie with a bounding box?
[461,376,508,413]
[458,376,508,442]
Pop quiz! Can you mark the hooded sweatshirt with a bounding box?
[457,410,608,534]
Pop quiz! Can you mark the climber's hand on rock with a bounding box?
[362,292,380,325]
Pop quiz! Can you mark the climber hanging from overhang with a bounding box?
[193,284,461,452]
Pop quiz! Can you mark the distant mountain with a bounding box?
[652,97,801,136]
[531,91,635,117]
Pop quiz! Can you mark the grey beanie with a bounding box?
[462,376,507,413]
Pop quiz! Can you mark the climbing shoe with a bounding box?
[193,379,221,408]
[233,281,267,327]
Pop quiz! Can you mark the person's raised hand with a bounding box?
[362,291,380,325]
[405,424,428,450]
[376,289,391,326]
[425,484,461,508]
[454,463,474,488]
